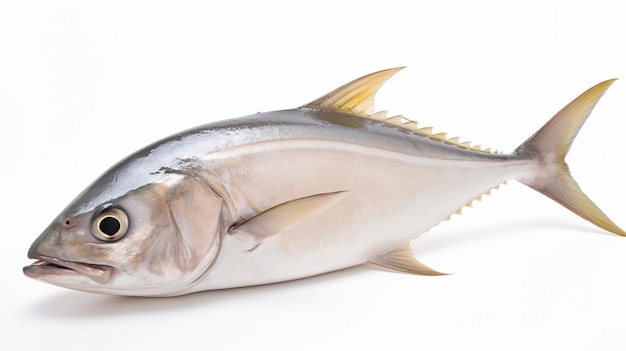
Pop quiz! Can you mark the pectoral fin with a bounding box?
[229,191,349,251]
[371,245,447,276]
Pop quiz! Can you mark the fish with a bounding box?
[23,68,625,297]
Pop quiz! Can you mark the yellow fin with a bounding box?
[515,79,625,236]
[371,110,388,120]
[418,126,434,135]
[403,120,418,129]
[302,67,404,116]
[370,245,446,276]
[433,132,448,142]
[229,191,350,250]
[386,115,405,125]
[304,68,500,154]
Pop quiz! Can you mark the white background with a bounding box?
[2,1,626,350]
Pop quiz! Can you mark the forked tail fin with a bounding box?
[515,79,625,236]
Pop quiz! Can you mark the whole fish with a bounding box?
[24,68,625,297]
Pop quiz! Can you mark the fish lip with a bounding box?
[23,256,113,285]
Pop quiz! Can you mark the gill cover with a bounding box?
[157,174,224,275]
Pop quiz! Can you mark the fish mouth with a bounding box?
[23,256,113,285]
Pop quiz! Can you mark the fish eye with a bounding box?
[91,207,129,241]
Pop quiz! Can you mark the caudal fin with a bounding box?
[515,79,625,236]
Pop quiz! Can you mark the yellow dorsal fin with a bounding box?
[303,68,499,154]
[302,67,405,116]
[371,110,389,120]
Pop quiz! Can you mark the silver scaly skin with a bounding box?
[24,68,625,296]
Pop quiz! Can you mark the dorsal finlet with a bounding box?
[302,67,405,116]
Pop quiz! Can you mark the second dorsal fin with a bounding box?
[302,67,404,116]
[303,68,499,154]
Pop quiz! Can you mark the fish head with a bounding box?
[24,173,223,296]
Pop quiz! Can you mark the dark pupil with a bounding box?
[99,216,121,236]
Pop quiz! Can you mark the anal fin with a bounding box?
[370,245,446,276]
